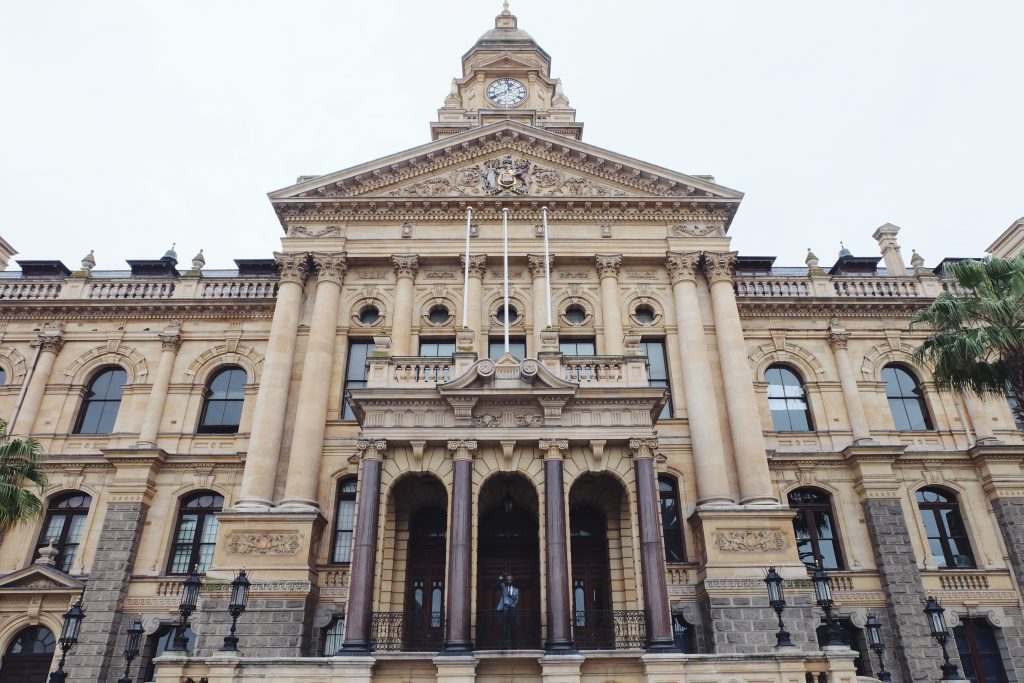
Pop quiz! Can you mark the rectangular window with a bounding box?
[342,340,373,420]
[955,618,1009,683]
[560,339,596,356]
[489,337,526,360]
[418,339,456,357]
[641,339,673,419]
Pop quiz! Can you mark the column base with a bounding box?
[645,636,678,652]
[337,642,371,656]
[274,499,320,513]
[230,498,275,512]
[737,495,782,508]
[440,640,474,654]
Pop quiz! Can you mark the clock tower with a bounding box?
[431,2,582,140]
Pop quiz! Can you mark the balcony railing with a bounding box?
[369,611,444,652]
[573,610,647,650]
[475,610,541,650]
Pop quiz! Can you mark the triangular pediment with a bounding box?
[469,52,540,73]
[269,121,742,204]
[0,564,85,592]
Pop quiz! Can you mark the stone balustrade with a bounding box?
[200,278,279,299]
[87,279,177,299]
[0,280,62,299]
[561,355,649,387]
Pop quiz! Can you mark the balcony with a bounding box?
[573,610,647,650]
[369,611,444,652]
[475,610,542,650]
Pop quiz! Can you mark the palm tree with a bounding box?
[0,418,47,532]
[912,254,1024,426]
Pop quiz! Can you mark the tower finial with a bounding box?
[495,0,516,27]
[502,0,510,13]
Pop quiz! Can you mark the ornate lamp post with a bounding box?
[117,616,144,683]
[168,569,202,652]
[221,569,251,652]
[764,567,795,648]
[49,596,85,683]
[924,596,962,680]
[864,613,893,682]
[811,563,843,646]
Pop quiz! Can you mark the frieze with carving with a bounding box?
[227,532,302,556]
[714,529,788,553]
[288,225,343,239]
[669,223,725,238]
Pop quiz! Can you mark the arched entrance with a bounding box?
[0,626,55,683]
[476,473,541,649]
[404,506,446,650]
[570,506,613,648]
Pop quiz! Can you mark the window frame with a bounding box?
[418,338,456,357]
[488,337,526,360]
[166,491,224,575]
[197,366,247,434]
[559,338,596,356]
[35,492,91,573]
[764,364,814,432]
[882,364,933,431]
[342,339,374,421]
[916,486,976,569]
[331,478,358,564]
[641,338,673,419]
[954,617,1009,683]
[658,475,686,563]
[73,366,127,435]
[788,487,844,570]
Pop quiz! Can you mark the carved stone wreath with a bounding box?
[227,532,302,556]
[713,529,787,553]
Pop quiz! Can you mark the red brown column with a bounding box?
[540,438,574,651]
[444,439,477,652]
[629,437,676,650]
[341,438,386,653]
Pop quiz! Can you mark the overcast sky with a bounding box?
[2,1,1021,270]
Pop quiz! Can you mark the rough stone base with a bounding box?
[991,498,1024,679]
[703,588,819,654]
[192,593,317,657]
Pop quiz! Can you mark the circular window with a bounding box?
[564,304,587,325]
[428,305,451,326]
[358,305,381,326]
[495,304,519,325]
[634,304,656,325]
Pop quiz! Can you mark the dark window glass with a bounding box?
[916,487,975,568]
[955,618,1008,683]
[564,305,587,325]
[1007,395,1024,430]
[342,340,373,420]
[332,479,357,563]
[495,304,519,325]
[321,616,345,656]
[882,365,933,431]
[358,305,380,326]
[635,304,657,326]
[765,365,813,431]
[36,492,91,573]
[142,626,195,680]
[641,339,673,419]
[0,367,6,385]
[672,614,696,653]
[489,337,526,360]
[73,367,127,434]
[198,366,246,434]
[815,619,867,675]
[167,491,223,575]
[788,488,843,569]
[560,339,596,356]
[6,625,56,655]
[427,305,450,325]
[419,339,456,357]
[659,476,686,562]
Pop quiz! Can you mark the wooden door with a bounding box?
[404,507,446,651]
[571,507,613,649]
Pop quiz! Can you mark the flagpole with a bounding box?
[542,206,552,328]
[502,207,510,353]
[462,206,472,328]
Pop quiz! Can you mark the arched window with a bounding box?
[916,487,975,568]
[321,616,345,656]
[198,366,247,434]
[788,488,843,569]
[36,491,91,573]
[1,626,56,681]
[883,364,933,431]
[658,476,686,562]
[73,367,127,434]
[765,365,813,431]
[954,618,1009,683]
[167,491,224,575]
[331,479,357,563]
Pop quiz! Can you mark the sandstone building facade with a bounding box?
[1,6,1023,683]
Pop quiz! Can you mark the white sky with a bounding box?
[1,1,1021,270]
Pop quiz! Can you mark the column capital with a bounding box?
[527,254,552,278]
[595,254,622,278]
[37,333,63,355]
[460,253,487,278]
[538,438,568,459]
[311,251,348,285]
[665,251,701,285]
[392,254,420,279]
[828,331,850,350]
[274,251,310,285]
[702,251,738,285]
[628,437,659,459]
[159,332,182,353]
[355,438,388,461]
[447,439,478,460]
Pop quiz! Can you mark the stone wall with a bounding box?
[191,593,316,657]
[704,588,819,655]
[988,498,1024,678]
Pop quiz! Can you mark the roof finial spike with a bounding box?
[502,0,510,12]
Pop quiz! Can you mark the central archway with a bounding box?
[0,626,55,683]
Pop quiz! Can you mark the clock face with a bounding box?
[487,78,527,108]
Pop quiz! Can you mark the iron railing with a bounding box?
[475,610,542,650]
[368,611,444,652]
[573,610,647,650]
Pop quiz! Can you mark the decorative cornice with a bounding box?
[311,251,348,285]
[527,254,552,278]
[628,437,659,459]
[355,438,387,461]
[595,254,622,278]
[460,254,487,278]
[274,251,310,285]
[447,439,478,460]
[391,255,420,280]
[538,438,568,459]
[702,251,738,285]
[665,251,701,285]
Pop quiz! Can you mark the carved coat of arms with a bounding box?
[482,155,531,195]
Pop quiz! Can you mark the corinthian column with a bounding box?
[827,323,872,444]
[665,252,733,505]
[13,329,63,436]
[703,252,775,505]
[136,324,182,447]
[236,252,308,509]
[460,254,486,355]
[596,254,624,355]
[342,438,387,653]
[528,254,552,355]
[391,255,419,356]
[281,252,348,509]
[540,438,573,651]
[444,439,476,652]
[628,437,675,650]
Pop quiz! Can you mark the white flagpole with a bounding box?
[502,207,510,353]
[462,206,472,328]
[542,206,552,327]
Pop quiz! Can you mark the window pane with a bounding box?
[342,341,373,419]
[489,339,526,360]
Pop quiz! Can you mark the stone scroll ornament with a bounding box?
[713,529,787,553]
[227,532,302,555]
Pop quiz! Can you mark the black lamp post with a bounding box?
[764,566,795,648]
[117,616,144,683]
[811,563,843,646]
[49,596,85,683]
[220,569,251,652]
[168,569,202,652]
[924,596,962,680]
[864,613,893,682]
